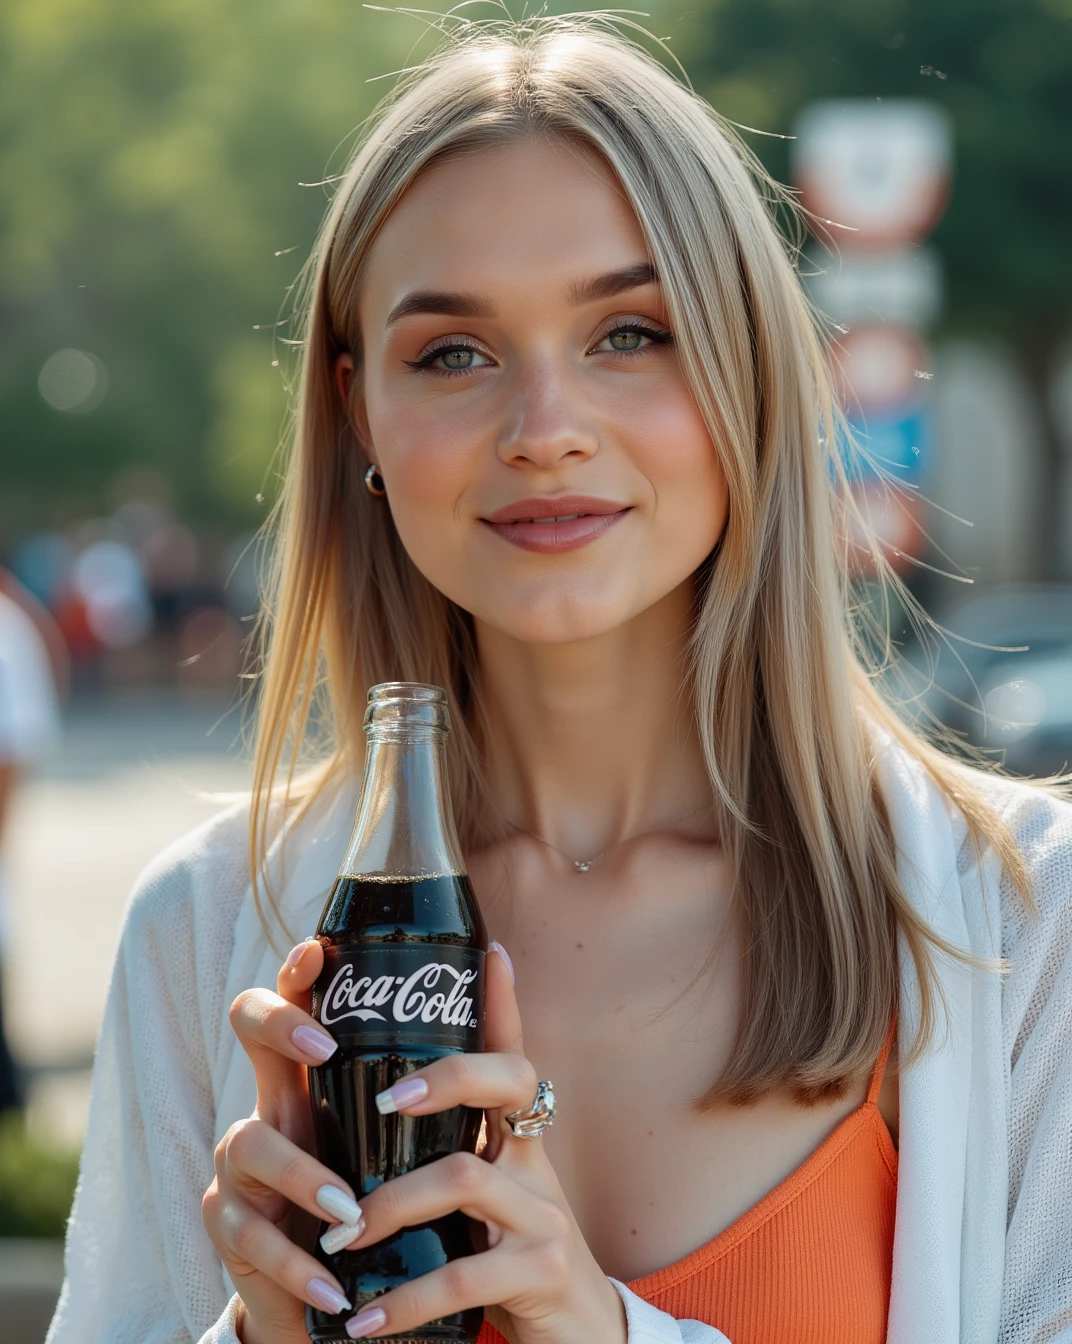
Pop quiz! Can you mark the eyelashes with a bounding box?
[402,320,674,379]
[402,339,490,377]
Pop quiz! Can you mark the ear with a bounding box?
[333,352,372,452]
[334,351,354,406]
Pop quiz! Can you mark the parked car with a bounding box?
[905,585,1072,780]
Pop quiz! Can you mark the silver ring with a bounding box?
[505,1080,556,1139]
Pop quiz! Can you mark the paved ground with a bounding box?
[3,690,251,1146]
[0,1240,65,1344]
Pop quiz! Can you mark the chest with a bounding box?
[471,845,882,1283]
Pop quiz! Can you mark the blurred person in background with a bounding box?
[45,15,1072,1344]
[0,566,66,1113]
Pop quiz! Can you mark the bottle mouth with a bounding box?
[363,681,451,736]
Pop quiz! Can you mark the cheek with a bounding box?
[367,387,471,491]
[393,441,466,504]
[365,391,474,545]
[380,438,477,591]
[640,401,730,558]
[389,451,461,550]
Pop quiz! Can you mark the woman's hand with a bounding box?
[201,938,363,1344]
[331,946,627,1344]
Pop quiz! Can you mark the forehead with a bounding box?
[358,138,651,328]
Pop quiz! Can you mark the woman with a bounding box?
[47,15,1071,1344]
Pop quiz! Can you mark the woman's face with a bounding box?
[340,136,729,645]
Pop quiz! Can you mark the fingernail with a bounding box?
[316,1184,362,1225]
[292,1025,338,1061]
[489,940,515,985]
[346,1306,387,1338]
[320,1216,366,1255]
[307,1277,352,1314]
[375,1076,428,1115]
[285,938,314,971]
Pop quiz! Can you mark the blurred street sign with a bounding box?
[850,408,931,481]
[830,325,930,412]
[794,98,950,576]
[846,480,925,575]
[808,245,943,329]
[792,100,953,246]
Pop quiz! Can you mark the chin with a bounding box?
[468,581,648,646]
[497,614,625,647]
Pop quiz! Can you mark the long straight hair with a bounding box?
[248,13,1028,1104]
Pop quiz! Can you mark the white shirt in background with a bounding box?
[0,590,61,770]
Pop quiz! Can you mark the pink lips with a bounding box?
[481,495,631,554]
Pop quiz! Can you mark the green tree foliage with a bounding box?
[1,0,1068,547]
[0,0,413,537]
[0,1112,79,1236]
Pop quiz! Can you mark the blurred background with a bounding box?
[0,0,1069,1336]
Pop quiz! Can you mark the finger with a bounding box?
[340,1245,540,1340]
[230,985,338,1069]
[230,943,336,1133]
[277,935,324,1007]
[347,1150,559,1248]
[218,1116,363,1229]
[203,1184,354,1318]
[373,1049,537,1119]
[229,986,336,1133]
[485,941,523,1055]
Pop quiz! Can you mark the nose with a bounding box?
[496,365,599,472]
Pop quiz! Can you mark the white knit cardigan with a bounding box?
[45,731,1072,1344]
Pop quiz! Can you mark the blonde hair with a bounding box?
[250,12,1029,1104]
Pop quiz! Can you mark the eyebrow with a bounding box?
[384,261,659,328]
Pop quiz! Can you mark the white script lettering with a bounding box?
[320,959,478,1031]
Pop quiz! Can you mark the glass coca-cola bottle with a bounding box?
[305,682,487,1343]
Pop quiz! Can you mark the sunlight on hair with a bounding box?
[243,6,1045,1106]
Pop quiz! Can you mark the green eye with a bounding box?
[599,322,674,355]
[403,342,491,377]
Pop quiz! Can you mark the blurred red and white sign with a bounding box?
[794,98,951,575]
[846,481,925,576]
[792,100,952,247]
[830,325,930,413]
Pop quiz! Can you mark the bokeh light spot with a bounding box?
[38,348,109,413]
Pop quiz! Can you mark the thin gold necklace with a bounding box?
[505,803,709,873]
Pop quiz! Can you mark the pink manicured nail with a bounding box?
[375,1076,428,1115]
[489,940,515,985]
[307,1277,352,1314]
[346,1305,387,1338]
[285,938,314,971]
[292,1025,338,1061]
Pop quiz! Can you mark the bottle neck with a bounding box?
[340,729,466,879]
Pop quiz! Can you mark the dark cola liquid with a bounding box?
[305,874,487,1343]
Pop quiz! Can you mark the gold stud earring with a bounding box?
[364,464,386,497]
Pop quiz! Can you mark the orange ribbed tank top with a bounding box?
[476,1024,897,1344]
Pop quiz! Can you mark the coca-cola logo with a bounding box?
[321,960,479,1030]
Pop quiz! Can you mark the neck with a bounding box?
[474,579,712,860]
